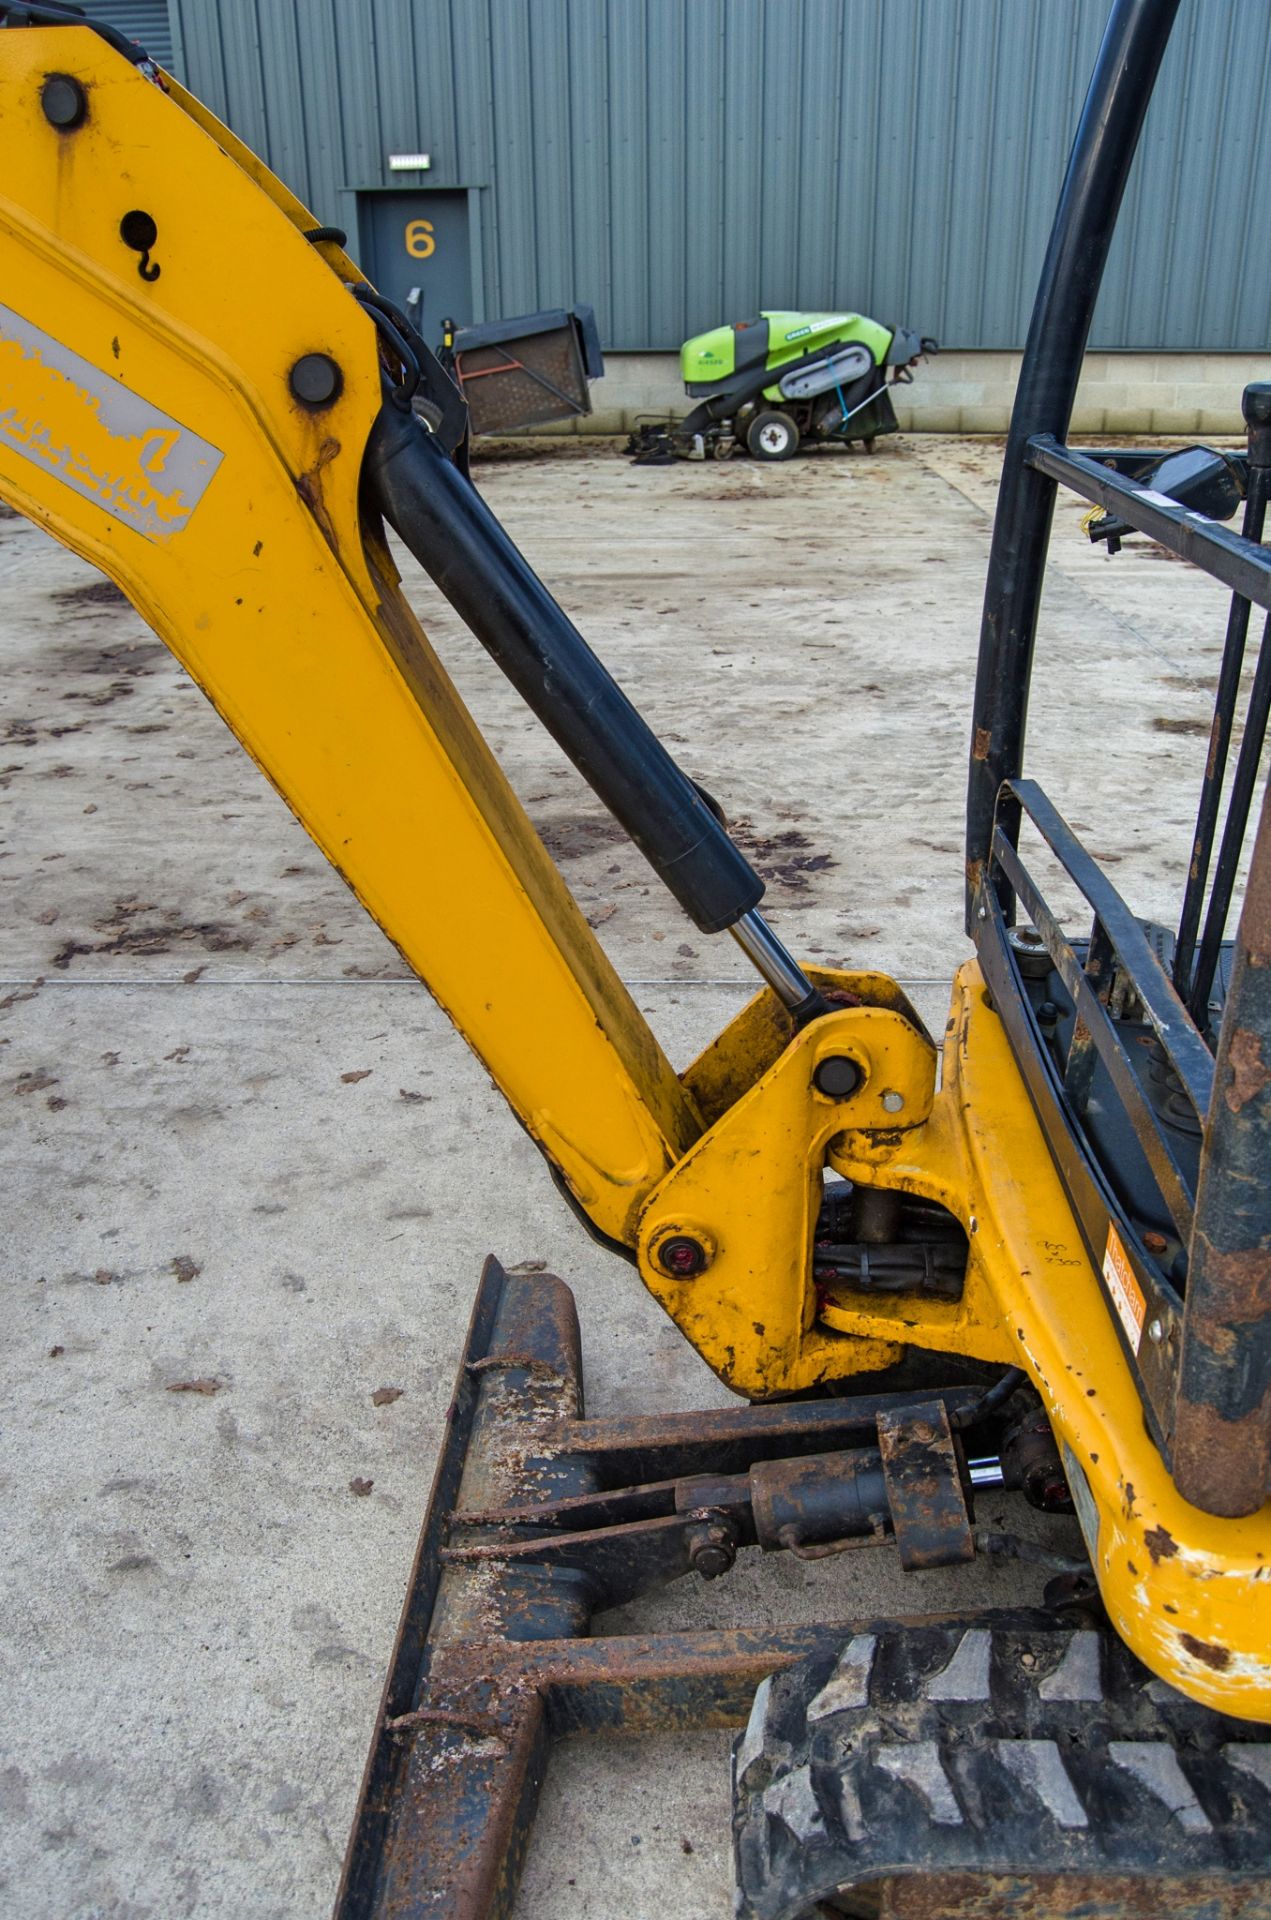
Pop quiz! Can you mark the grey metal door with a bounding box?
[359,191,472,343]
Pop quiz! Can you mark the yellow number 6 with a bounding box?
[405,218,436,260]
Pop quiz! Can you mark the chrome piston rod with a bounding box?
[730,908,831,1023]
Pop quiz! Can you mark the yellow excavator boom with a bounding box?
[1,16,1268,1730]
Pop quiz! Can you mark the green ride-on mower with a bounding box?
[628,309,937,464]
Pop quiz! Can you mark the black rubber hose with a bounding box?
[363,401,765,935]
[952,1366,1026,1431]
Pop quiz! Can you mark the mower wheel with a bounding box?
[747,410,800,461]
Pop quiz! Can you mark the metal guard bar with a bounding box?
[1026,435,1271,610]
[980,778,1231,1455]
[988,777,1216,1259]
[976,887,1180,1453]
[1001,779,1215,1118]
[987,782,1209,1258]
[990,817,1202,1245]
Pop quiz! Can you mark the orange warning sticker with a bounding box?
[1103,1222,1146,1346]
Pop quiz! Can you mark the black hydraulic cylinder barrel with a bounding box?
[364,401,764,935]
[965,0,1180,930]
[749,1448,891,1552]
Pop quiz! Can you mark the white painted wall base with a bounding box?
[537,350,1271,438]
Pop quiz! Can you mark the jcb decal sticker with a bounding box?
[1103,1221,1147,1346]
[0,302,222,541]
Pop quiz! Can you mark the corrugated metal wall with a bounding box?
[165,0,1271,351]
[83,0,180,73]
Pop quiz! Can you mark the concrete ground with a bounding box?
[0,433,1249,1918]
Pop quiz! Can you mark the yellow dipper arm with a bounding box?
[0,24,714,1244]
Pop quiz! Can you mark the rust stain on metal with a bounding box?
[294,436,343,553]
[467,1352,569,1381]
[1224,1026,1271,1112]
[1175,786,1271,1517]
[888,1871,1242,1919]
[1180,1631,1231,1671]
[434,1625,853,1722]
[1242,790,1271,961]
[876,1400,974,1569]
[1171,1392,1271,1519]
[1143,1524,1178,1563]
[384,1705,512,1745]
[972,726,992,762]
[1192,1242,1271,1326]
[823,986,864,1009]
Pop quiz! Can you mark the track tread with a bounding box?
[732,1617,1271,1920]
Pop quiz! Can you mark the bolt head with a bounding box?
[1147,1317,1165,1344]
[691,1541,735,1579]
[813,1054,859,1099]
[289,353,344,407]
[41,73,88,130]
[881,1089,904,1113]
[657,1235,708,1278]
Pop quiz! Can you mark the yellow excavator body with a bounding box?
[0,18,1267,1727]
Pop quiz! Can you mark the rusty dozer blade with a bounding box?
[330,1256,989,1918]
[334,1258,1271,1920]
